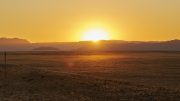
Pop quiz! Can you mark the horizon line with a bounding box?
[0,37,179,43]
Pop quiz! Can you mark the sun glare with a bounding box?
[82,29,110,42]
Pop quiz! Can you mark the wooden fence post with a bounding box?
[4,52,7,78]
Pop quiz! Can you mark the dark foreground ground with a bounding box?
[0,51,180,101]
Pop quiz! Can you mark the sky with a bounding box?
[0,0,180,42]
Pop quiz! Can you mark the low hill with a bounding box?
[0,38,30,45]
[32,47,59,51]
[75,40,180,51]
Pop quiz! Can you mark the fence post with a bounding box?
[4,51,7,78]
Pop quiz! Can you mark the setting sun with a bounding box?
[81,28,110,42]
[0,0,180,100]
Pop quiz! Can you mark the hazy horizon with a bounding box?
[0,37,180,43]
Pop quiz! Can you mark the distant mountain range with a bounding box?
[0,37,180,51]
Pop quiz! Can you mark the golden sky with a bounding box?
[0,0,180,42]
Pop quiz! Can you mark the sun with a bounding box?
[82,28,110,42]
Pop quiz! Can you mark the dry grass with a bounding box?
[0,52,180,101]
